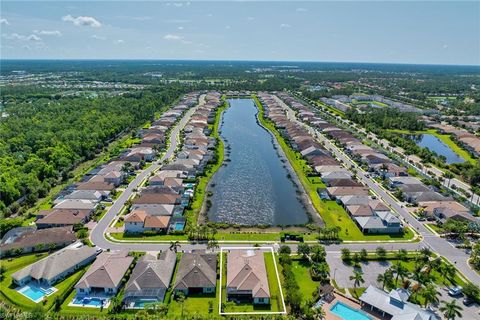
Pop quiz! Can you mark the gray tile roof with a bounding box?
[12,245,97,283]
[174,251,217,290]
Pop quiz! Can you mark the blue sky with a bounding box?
[1,1,479,65]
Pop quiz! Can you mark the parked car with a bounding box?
[448,286,463,297]
[463,297,474,306]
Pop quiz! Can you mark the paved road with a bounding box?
[90,94,205,249]
[273,95,480,284]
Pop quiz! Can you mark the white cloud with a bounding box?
[165,19,190,24]
[0,18,9,25]
[442,44,449,49]
[225,25,231,30]
[163,34,183,41]
[247,16,254,21]
[91,34,106,40]
[280,23,291,28]
[166,2,190,7]
[177,26,184,30]
[62,15,102,28]
[296,8,308,12]
[34,30,62,37]
[4,33,42,42]
[114,39,125,44]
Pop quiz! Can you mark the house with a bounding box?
[432,207,476,224]
[354,211,403,234]
[63,190,104,202]
[372,163,407,179]
[53,199,98,211]
[326,186,370,198]
[173,251,217,295]
[359,285,437,320]
[124,210,171,233]
[76,181,115,192]
[75,251,134,296]
[12,245,97,286]
[123,251,176,307]
[0,227,77,257]
[227,250,270,305]
[36,209,93,229]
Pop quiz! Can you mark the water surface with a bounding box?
[207,99,308,225]
[410,134,465,164]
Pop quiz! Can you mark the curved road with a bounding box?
[273,95,480,284]
[90,94,205,248]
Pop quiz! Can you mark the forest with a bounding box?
[345,107,426,132]
[0,84,184,216]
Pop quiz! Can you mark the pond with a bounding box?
[207,99,308,226]
[410,134,465,164]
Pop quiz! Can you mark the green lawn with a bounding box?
[290,258,319,303]
[168,282,218,317]
[110,232,188,241]
[0,253,85,312]
[254,97,415,242]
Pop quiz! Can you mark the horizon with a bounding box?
[1,1,479,65]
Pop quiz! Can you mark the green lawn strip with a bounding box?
[0,253,85,312]
[184,102,227,225]
[264,252,283,312]
[316,101,346,117]
[388,129,475,164]
[290,258,319,303]
[109,232,188,241]
[425,223,444,234]
[254,96,414,242]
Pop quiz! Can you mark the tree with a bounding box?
[169,241,181,253]
[376,247,387,260]
[377,270,393,290]
[176,292,186,318]
[312,306,326,320]
[0,265,6,281]
[311,245,326,263]
[297,243,311,259]
[27,305,46,320]
[439,300,463,320]
[311,262,330,284]
[422,283,440,308]
[462,283,480,301]
[54,296,62,312]
[341,248,351,261]
[419,247,432,261]
[110,295,123,313]
[441,263,457,285]
[279,245,292,255]
[206,239,219,251]
[359,248,368,261]
[391,262,410,284]
[349,270,365,292]
[396,249,408,261]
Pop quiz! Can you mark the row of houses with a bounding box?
[257,92,403,235]
[123,92,222,234]
[429,122,480,156]
[12,244,271,308]
[33,94,200,232]
[282,93,477,227]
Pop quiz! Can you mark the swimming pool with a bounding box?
[132,298,159,308]
[18,283,57,303]
[70,296,109,308]
[330,301,372,320]
[174,222,185,231]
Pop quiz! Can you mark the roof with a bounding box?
[76,181,115,191]
[75,251,133,289]
[144,215,170,228]
[174,251,217,290]
[125,251,176,293]
[64,190,103,201]
[12,245,97,283]
[54,199,97,210]
[124,210,147,223]
[227,250,270,299]
[133,193,179,205]
[359,285,436,320]
[0,227,76,252]
[36,209,92,226]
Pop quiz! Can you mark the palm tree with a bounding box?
[169,241,181,253]
[443,172,454,188]
[396,249,408,261]
[377,270,393,290]
[206,239,219,251]
[349,270,365,294]
[439,300,463,320]
[441,263,457,285]
[392,262,410,284]
[312,306,326,320]
[422,283,440,308]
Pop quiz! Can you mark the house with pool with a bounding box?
[12,244,97,303]
[71,251,134,308]
[123,250,176,308]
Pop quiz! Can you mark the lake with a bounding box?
[207,99,309,226]
[410,134,465,164]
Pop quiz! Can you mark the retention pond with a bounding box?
[207,99,308,226]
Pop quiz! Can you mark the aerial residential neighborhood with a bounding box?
[1,1,480,320]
